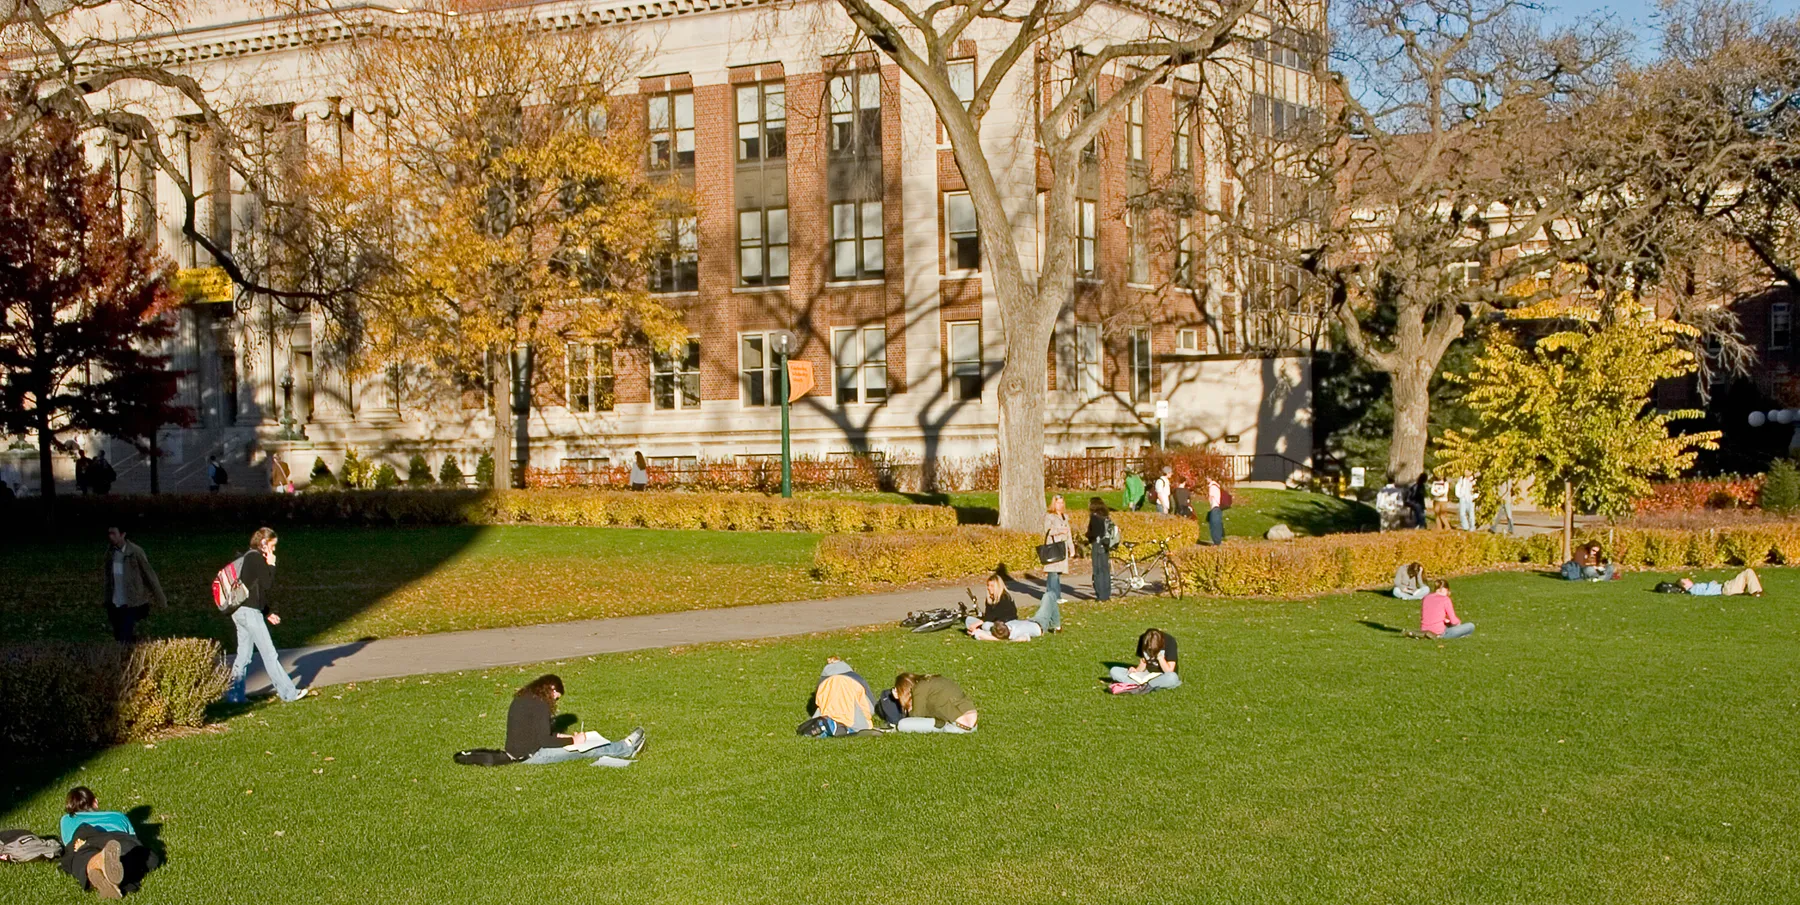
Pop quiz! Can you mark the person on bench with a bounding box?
[59,787,159,898]
[1109,628,1182,691]
[505,674,645,765]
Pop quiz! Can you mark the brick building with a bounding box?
[9,0,1320,492]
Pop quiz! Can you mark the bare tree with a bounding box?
[827,0,1278,529]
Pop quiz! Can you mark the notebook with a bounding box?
[564,730,610,753]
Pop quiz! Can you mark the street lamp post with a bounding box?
[773,330,795,498]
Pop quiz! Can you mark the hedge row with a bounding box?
[814,527,1039,584]
[4,489,956,535]
[0,638,229,752]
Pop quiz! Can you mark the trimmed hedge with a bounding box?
[814,527,1039,584]
[4,489,956,536]
[0,638,230,752]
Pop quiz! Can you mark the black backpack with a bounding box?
[453,748,518,766]
[1652,581,1685,594]
[875,689,906,726]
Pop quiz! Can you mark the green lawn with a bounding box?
[804,486,1376,536]
[0,526,844,646]
[5,569,1794,903]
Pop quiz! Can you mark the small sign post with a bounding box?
[1154,399,1169,449]
[772,331,797,498]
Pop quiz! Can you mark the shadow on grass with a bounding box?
[1358,620,1406,634]
[1263,495,1378,536]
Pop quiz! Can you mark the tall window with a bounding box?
[828,71,881,157]
[566,342,615,413]
[647,91,694,171]
[1074,323,1102,400]
[1773,302,1792,352]
[1173,101,1194,172]
[739,208,789,286]
[652,338,701,410]
[948,321,984,401]
[1077,200,1097,278]
[1129,328,1152,402]
[1126,209,1149,284]
[946,192,979,271]
[834,326,888,405]
[1176,217,1201,288]
[831,201,884,280]
[739,333,779,407]
[651,216,698,293]
[948,59,976,108]
[1126,94,1145,163]
[736,82,786,162]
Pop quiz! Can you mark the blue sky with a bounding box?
[1538,0,1800,55]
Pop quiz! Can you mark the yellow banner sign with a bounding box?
[787,360,814,402]
[176,267,234,303]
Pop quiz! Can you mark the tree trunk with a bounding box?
[34,416,54,500]
[996,312,1051,531]
[490,347,513,492]
[1562,480,1573,563]
[1386,362,1432,487]
[511,345,533,490]
[149,436,161,495]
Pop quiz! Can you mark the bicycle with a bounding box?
[1109,536,1185,599]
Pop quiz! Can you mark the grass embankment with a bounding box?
[0,526,842,646]
[805,487,1376,536]
[4,569,1795,904]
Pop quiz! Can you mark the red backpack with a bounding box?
[211,552,251,612]
[1219,486,1234,510]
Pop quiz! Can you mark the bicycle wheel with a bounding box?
[1158,554,1185,598]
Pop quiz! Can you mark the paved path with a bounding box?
[248,573,1097,695]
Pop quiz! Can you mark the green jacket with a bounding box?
[102,541,166,610]
[912,676,975,728]
[1124,473,1146,508]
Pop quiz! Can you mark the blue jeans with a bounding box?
[1393,586,1430,600]
[1207,507,1224,545]
[1458,498,1476,531]
[228,607,302,703]
[1439,622,1475,639]
[896,717,972,734]
[522,740,635,764]
[1581,564,1618,581]
[1092,546,1111,601]
[1490,500,1513,534]
[1033,573,1062,631]
[1109,666,1182,690]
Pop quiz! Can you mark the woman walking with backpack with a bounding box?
[1085,497,1115,602]
[225,528,308,704]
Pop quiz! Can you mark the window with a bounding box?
[946,192,979,271]
[1129,328,1152,402]
[739,333,779,407]
[651,217,698,293]
[948,321,984,401]
[948,59,976,108]
[1176,327,1201,352]
[1074,323,1102,400]
[739,208,789,286]
[828,71,881,157]
[1126,94,1145,162]
[1773,302,1792,352]
[1251,93,1315,139]
[736,82,786,162]
[1176,217,1201,288]
[1250,28,1322,71]
[1127,209,1149,284]
[1077,200,1097,278]
[565,342,615,413]
[1445,261,1480,287]
[834,326,888,405]
[831,201,884,280]
[647,91,694,171]
[1173,101,1195,172]
[652,337,701,410]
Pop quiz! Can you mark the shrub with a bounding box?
[406,454,435,488]
[475,452,496,489]
[1635,476,1763,514]
[308,456,336,490]
[339,449,374,490]
[1135,447,1235,493]
[1760,460,1800,515]
[0,638,230,752]
[814,527,1038,583]
[1169,531,1532,597]
[438,455,464,486]
[373,462,400,490]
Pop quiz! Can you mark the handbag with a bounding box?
[1036,527,1067,565]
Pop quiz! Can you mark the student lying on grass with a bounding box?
[505,674,645,765]
[59,787,159,899]
[964,615,1044,642]
[1661,568,1764,597]
[1407,581,1474,639]
[1108,628,1181,692]
[799,657,877,737]
[891,672,978,733]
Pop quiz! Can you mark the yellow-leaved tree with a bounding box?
[1438,317,1719,560]
[303,1,687,488]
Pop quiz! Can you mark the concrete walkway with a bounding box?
[248,572,1098,695]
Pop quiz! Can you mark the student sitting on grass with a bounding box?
[1108,627,1182,691]
[965,615,1044,642]
[1392,562,1429,600]
[1411,581,1474,639]
[1563,542,1620,582]
[505,674,645,765]
[1676,569,1764,597]
[891,672,978,733]
[59,787,159,899]
[804,657,876,736]
[978,569,1019,624]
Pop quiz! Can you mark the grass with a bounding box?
[4,568,1795,904]
[803,486,1376,537]
[0,526,844,646]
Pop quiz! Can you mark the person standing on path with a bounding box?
[1085,497,1114,602]
[1490,480,1515,535]
[1153,467,1172,514]
[207,455,229,493]
[225,527,308,704]
[1203,476,1225,546]
[89,452,115,495]
[1123,469,1146,512]
[629,451,649,491]
[1454,474,1479,531]
[101,526,165,643]
[1429,474,1451,530]
[1037,495,1071,632]
[75,450,92,495]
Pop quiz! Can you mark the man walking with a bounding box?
[90,452,116,495]
[1454,473,1479,531]
[101,526,166,642]
[1204,476,1225,546]
[207,455,229,493]
[1153,467,1172,515]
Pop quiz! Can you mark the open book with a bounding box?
[564,730,610,753]
[1124,670,1157,685]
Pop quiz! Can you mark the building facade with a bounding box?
[19,0,1318,492]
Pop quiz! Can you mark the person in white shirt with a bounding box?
[963,617,1045,642]
[1153,467,1172,515]
[1454,474,1479,531]
[1375,482,1405,532]
[629,451,649,491]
